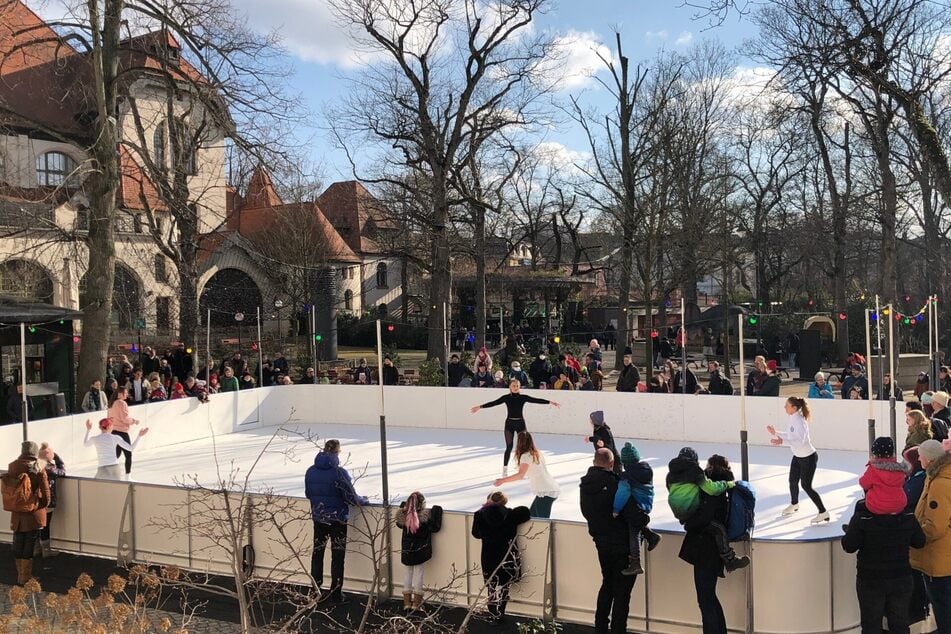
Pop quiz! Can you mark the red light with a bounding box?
[650,330,658,339]
[387,325,395,332]
[251,342,258,351]
[72,336,80,343]
[838,312,847,320]
[807,299,814,307]
[895,314,902,321]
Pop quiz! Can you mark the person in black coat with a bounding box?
[673,364,699,394]
[584,410,621,474]
[616,355,640,392]
[841,504,926,633]
[706,361,734,395]
[396,492,443,610]
[471,491,530,623]
[580,448,637,634]
[447,354,473,387]
[528,354,551,389]
[381,357,400,386]
[755,361,781,397]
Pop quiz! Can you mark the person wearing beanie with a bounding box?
[584,411,621,475]
[612,442,661,575]
[395,491,443,611]
[841,364,869,400]
[908,438,951,630]
[767,397,830,524]
[83,417,149,481]
[5,440,50,585]
[929,391,950,441]
[665,447,749,573]
[857,437,908,515]
[472,490,530,624]
[471,380,560,477]
[902,446,931,625]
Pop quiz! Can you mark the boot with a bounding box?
[642,528,661,552]
[19,559,32,584]
[33,540,41,558]
[724,555,750,572]
[412,593,424,610]
[711,523,749,572]
[402,591,413,610]
[40,540,57,558]
[621,552,643,576]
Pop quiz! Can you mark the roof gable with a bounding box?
[317,180,393,254]
[242,167,283,210]
[0,1,74,76]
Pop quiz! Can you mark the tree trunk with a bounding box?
[614,225,634,371]
[427,180,451,362]
[474,204,487,350]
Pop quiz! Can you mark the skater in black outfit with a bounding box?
[471,379,560,476]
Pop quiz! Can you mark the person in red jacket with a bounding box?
[858,437,907,515]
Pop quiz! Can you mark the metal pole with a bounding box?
[375,319,392,598]
[443,302,450,387]
[256,307,264,387]
[929,295,935,383]
[20,322,27,442]
[935,295,941,386]
[681,296,687,394]
[875,295,883,397]
[865,309,875,453]
[888,303,896,443]
[206,308,212,379]
[311,305,317,372]
[738,314,748,482]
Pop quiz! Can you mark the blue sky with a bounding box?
[224,0,758,182]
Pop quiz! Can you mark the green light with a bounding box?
[59,319,64,325]
[315,334,322,342]
[903,317,911,325]
[28,326,36,333]
[747,316,758,326]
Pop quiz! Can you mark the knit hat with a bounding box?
[20,441,38,458]
[871,436,895,459]
[903,446,922,473]
[590,410,605,427]
[922,392,934,405]
[766,360,778,372]
[678,446,699,463]
[933,391,950,408]
[620,442,640,465]
[511,361,521,370]
[919,439,946,462]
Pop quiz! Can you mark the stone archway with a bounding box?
[199,268,263,326]
[0,259,55,303]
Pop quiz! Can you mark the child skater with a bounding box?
[395,491,443,611]
[613,442,661,575]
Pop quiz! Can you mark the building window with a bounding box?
[115,211,136,233]
[340,268,345,280]
[156,297,170,331]
[36,151,77,186]
[344,289,353,311]
[155,254,168,283]
[348,267,355,279]
[153,123,166,167]
[155,119,196,175]
[76,207,89,231]
[376,262,388,288]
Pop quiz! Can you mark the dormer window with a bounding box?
[167,46,180,64]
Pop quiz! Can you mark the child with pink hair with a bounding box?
[395,492,443,611]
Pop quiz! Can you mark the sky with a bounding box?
[222,0,757,182]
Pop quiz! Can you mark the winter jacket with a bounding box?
[904,468,926,514]
[579,466,628,553]
[447,362,472,387]
[842,506,925,579]
[678,465,733,576]
[382,365,400,386]
[613,460,654,515]
[746,370,764,395]
[396,504,443,566]
[472,371,494,388]
[755,373,781,397]
[471,503,530,584]
[6,456,50,532]
[616,364,640,392]
[841,375,869,400]
[587,426,621,474]
[673,369,698,394]
[930,407,950,442]
[528,358,551,388]
[707,371,733,395]
[808,383,834,399]
[44,453,65,511]
[304,451,369,524]
[904,427,932,453]
[910,452,951,577]
[666,456,731,522]
[108,400,137,433]
[859,459,908,515]
[508,369,530,388]
[81,389,106,412]
[218,376,240,392]
[876,383,904,401]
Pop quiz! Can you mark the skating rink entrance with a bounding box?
[0,385,927,632]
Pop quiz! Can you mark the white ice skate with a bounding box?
[810,511,830,525]
[780,503,799,517]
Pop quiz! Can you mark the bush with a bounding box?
[417,358,445,386]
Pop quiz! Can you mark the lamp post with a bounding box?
[235,312,245,356]
[273,298,284,349]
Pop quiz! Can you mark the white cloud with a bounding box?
[552,31,613,90]
[535,141,589,173]
[645,30,669,41]
[675,31,694,46]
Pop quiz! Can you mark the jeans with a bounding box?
[113,430,133,474]
[790,452,826,512]
[529,496,556,519]
[924,575,951,632]
[311,522,347,595]
[594,545,636,633]
[693,566,727,634]
[11,530,39,559]
[856,575,912,634]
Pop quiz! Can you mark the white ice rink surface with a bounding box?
[71,422,870,541]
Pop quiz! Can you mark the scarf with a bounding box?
[404,493,420,535]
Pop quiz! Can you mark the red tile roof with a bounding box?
[242,167,283,210]
[316,180,393,254]
[0,1,74,76]
[236,202,361,263]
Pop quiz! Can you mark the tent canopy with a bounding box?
[0,296,83,324]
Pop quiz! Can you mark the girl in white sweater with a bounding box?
[84,418,149,480]
[766,397,829,524]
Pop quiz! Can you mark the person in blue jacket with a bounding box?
[808,372,835,399]
[305,439,369,603]
[612,442,661,575]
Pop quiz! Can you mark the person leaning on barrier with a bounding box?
[304,439,369,604]
[808,372,834,399]
[4,441,50,585]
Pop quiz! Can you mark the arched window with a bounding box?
[344,289,353,311]
[36,151,77,186]
[154,119,196,175]
[153,123,166,167]
[0,260,54,303]
[376,262,388,288]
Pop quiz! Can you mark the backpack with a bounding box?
[931,418,949,443]
[1,472,37,513]
[726,481,756,542]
